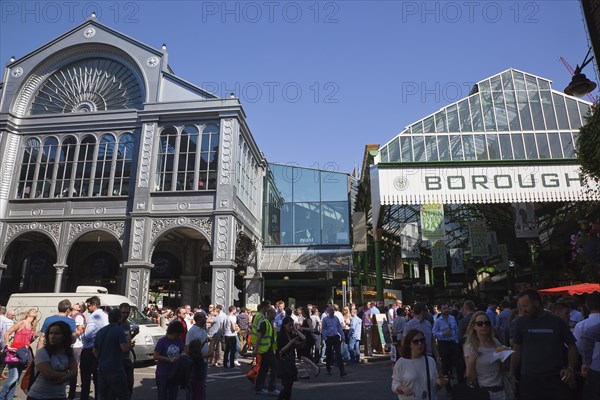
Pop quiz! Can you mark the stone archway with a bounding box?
[64,230,123,293]
[1,231,57,302]
[150,227,212,308]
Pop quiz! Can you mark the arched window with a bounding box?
[38,137,59,198]
[154,122,219,192]
[55,136,77,197]
[156,126,178,191]
[74,135,97,197]
[95,134,116,196]
[17,138,41,198]
[179,125,198,191]
[114,133,135,196]
[202,124,219,190]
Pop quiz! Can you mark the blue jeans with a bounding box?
[348,337,360,363]
[156,374,178,400]
[0,364,21,400]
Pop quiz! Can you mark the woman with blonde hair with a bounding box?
[463,310,511,400]
[342,306,351,343]
[391,329,448,399]
[1,308,38,400]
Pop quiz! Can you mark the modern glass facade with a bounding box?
[263,164,350,246]
[378,69,592,163]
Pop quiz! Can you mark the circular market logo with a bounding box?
[394,176,409,191]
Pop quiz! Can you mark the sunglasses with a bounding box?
[474,321,492,327]
[412,338,426,344]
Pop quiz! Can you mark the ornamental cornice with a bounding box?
[151,217,213,241]
[68,221,125,245]
[5,221,61,244]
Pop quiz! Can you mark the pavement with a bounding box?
[3,352,453,399]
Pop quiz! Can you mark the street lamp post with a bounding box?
[348,259,353,306]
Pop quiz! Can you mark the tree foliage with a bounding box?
[578,103,600,186]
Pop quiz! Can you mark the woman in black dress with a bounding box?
[277,317,304,400]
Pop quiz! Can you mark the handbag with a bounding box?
[340,342,351,361]
[2,348,19,364]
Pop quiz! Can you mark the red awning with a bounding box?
[538,283,600,296]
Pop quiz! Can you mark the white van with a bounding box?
[6,286,165,363]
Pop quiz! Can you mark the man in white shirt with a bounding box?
[575,292,600,353]
[80,296,109,400]
[569,300,585,332]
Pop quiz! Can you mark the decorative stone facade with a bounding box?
[0,19,266,309]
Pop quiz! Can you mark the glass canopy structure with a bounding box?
[378,69,591,164]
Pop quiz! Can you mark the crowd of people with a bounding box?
[2,290,600,400]
[389,290,600,400]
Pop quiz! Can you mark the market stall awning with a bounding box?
[538,283,600,296]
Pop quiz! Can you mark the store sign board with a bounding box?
[377,164,600,204]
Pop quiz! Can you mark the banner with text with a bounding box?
[353,212,367,251]
[512,203,539,238]
[469,221,489,257]
[401,222,420,259]
[420,203,445,241]
[497,244,509,271]
[449,248,464,274]
[432,240,447,268]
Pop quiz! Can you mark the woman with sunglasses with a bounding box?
[392,329,448,399]
[464,311,510,400]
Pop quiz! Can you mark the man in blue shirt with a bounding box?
[580,321,600,400]
[348,309,362,364]
[486,299,498,327]
[37,299,76,349]
[80,296,109,400]
[94,309,130,400]
[403,302,440,361]
[321,307,346,377]
[432,303,463,385]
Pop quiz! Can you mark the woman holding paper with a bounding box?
[464,311,513,400]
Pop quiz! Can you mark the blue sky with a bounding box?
[0,1,595,174]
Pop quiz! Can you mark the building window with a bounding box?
[17,138,40,198]
[114,133,134,196]
[55,136,77,197]
[154,122,219,192]
[15,132,135,199]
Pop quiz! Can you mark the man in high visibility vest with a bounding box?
[253,306,279,396]
[246,300,271,383]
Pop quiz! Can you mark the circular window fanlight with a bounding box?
[29,58,143,115]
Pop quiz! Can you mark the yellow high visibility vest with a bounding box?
[257,319,276,354]
[250,311,265,345]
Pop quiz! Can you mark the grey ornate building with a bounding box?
[0,18,265,309]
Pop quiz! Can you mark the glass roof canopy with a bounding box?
[378,69,592,164]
